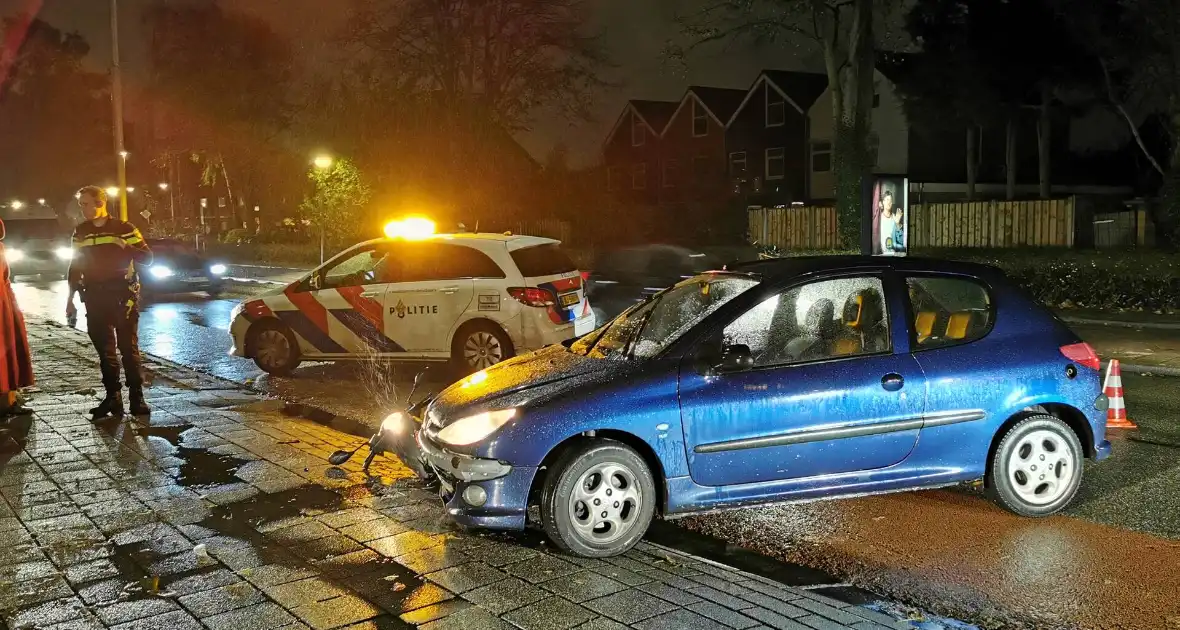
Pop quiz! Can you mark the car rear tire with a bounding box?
[541,440,656,558]
[451,321,514,376]
[987,414,1084,517]
[250,320,301,376]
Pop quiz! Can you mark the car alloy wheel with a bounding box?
[988,414,1084,517]
[1006,428,1076,506]
[464,331,503,370]
[541,440,656,558]
[568,462,643,546]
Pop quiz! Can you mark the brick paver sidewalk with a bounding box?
[0,320,917,630]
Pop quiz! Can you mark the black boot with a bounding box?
[90,389,124,418]
[128,386,151,416]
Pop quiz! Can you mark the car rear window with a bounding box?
[510,243,577,278]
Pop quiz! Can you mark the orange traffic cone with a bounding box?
[1103,360,1138,429]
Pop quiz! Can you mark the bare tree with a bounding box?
[344,0,613,131]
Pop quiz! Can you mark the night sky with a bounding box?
[0,0,811,166]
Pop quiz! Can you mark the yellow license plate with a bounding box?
[559,292,580,307]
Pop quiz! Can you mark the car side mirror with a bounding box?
[696,343,752,376]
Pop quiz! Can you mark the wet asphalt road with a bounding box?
[12,278,1180,629]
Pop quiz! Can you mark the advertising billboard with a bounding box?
[861,174,908,256]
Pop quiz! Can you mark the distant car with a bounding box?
[228,232,594,376]
[1,216,73,279]
[138,238,228,297]
[583,244,718,324]
[387,255,1111,557]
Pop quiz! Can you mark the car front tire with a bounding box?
[987,414,1084,517]
[541,440,656,558]
[250,320,301,376]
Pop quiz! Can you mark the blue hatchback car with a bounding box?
[388,256,1112,557]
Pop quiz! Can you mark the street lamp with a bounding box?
[10,200,23,210]
[126,187,136,194]
[313,155,334,170]
[105,186,120,197]
[158,183,168,191]
[37,198,46,206]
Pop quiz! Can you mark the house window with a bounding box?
[663,160,678,188]
[868,133,880,167]
[692,156,710,179]
[631,164,647,189]
[729,152,747,175]
[607,166,623,191]
[692,99,709,137]
[766,88,786,128]
[811,141,832,173]
[218,197,226,208]
[631,113,646,147]
[765,148,785,180]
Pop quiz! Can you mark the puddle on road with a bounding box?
[134,423,248,488]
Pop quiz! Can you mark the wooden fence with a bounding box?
[748,197,1077,250]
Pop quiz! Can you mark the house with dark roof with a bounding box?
[654,86,749,202]
[602,99,680,204]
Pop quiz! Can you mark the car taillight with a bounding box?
[1060,342,1100,370]
[580,271,591,282]
[508,287,555,307]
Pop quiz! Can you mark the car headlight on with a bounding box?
[5,248,24,263]
[436,409,518,446]
[381,411,407,435]
[150,265,174,279]
[54,247,74,261]
[210,264,227,276]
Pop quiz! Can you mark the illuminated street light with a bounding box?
[105,186,120,197]
[119,150,129,159]
[313,155,334,170]
[126,187,136,193]
[10,200,24,210]
[158,183,169,191]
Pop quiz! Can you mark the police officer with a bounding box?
[65,186,153,418]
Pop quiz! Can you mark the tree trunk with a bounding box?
[830,0,875,251]
[966,125,979,200]
[1038,87,1051,199]
[1005,116,1017,201]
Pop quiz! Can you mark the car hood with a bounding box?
[426,344,629,426]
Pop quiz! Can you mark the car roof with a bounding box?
[723,255,1005,281]
[358,233,559,252]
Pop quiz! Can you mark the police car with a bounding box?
[228,228,594,376]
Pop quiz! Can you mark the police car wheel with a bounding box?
[451,322,513,375]
[541,440,656,558]
[251,321,301,376]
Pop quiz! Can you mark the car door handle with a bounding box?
[881,373,904,392]
[360,291,381,298]
[440,286,460,294]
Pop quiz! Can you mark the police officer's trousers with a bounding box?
[84,286,144,391]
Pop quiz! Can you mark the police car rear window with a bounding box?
[510,244,577,278]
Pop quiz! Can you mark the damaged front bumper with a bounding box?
[382,411,535,530]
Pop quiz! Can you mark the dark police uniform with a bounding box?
[68,218,153,416]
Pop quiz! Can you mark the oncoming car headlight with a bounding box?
[210,264,227,275]
[436,409,517,446]
[5,248,25,263]
[55,247,74,260]
[150,265,174,279]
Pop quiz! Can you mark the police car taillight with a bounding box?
[509,287,556,307]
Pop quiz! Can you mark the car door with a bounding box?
[286,243,400,356]
[381,242,475,354]
[678,273,926,487]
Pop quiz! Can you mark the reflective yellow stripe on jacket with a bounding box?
[73,232,142,247]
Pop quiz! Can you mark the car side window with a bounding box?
[722,276,891,367]
[320,245,391,289]
[432,244,506,279]
[906,275,993,349]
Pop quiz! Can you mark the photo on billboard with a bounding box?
[870,175,908,256]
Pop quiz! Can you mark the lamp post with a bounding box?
[159,183,175,222]
[111,0,129,221]
[313,154,333,263]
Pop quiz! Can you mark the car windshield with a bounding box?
[573,273,760,360]
[148,240,196,256]
[3,218,66,241]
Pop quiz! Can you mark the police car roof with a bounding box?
[366,233,560,251]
